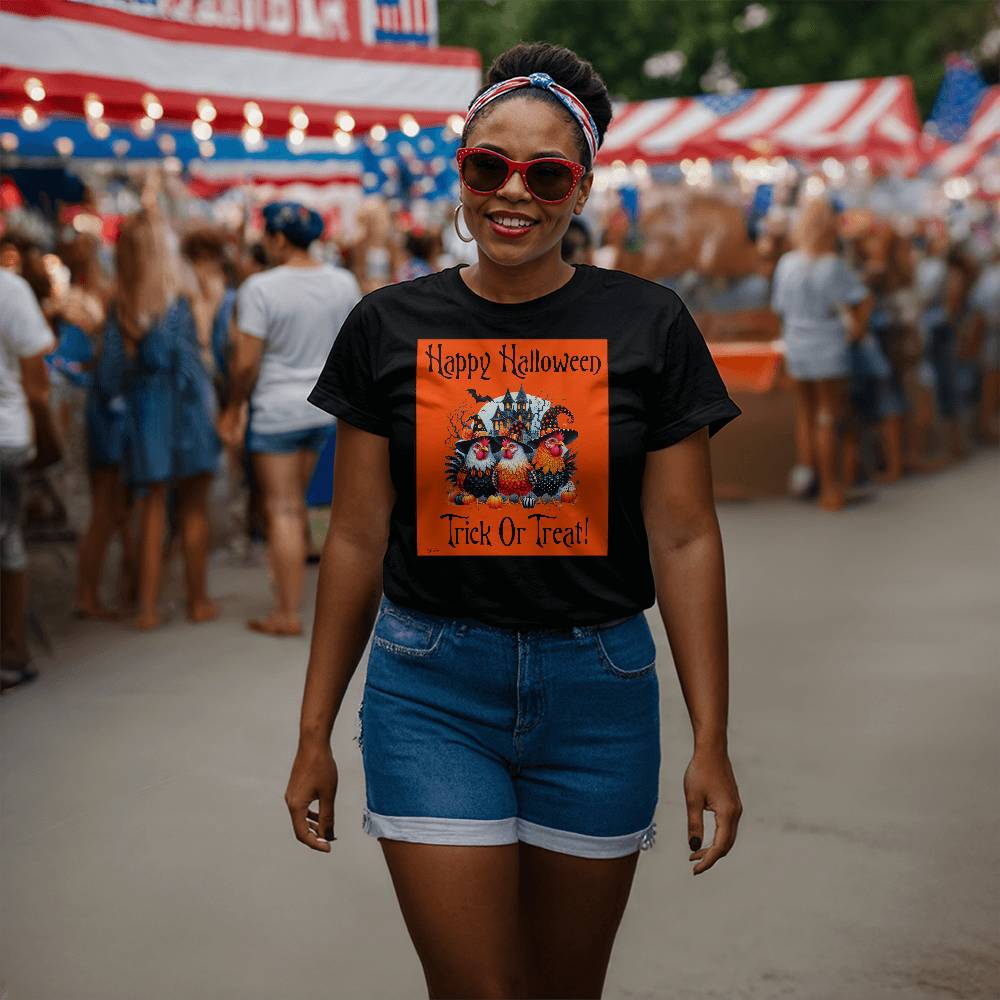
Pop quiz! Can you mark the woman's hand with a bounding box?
[217,403,247,447]
[285,738,339,853]
[684,746,743,875]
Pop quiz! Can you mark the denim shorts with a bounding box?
[356,595,661,859]
[245,423,333,454]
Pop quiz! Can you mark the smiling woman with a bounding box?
[291,39,744,1000]
[451,47,611,290]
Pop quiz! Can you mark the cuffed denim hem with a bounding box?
[517,817,657,858]
[361,809,657,858]
[361,809,518,846]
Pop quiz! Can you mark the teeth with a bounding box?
[493,215,534,228]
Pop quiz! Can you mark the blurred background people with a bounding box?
[0,267,57,690]
[394,226,438,283]
[220,201,361,637]
[109,185,220,629]
[968,240,1000,444]
[561,217,593,265]
[181,225,237,406]
[913,220,966,464]
[771,196,871,511]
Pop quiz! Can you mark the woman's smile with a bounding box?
[486,210,540,239]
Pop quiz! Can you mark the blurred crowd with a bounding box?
[0,168,997,690]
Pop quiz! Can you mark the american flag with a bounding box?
[367,0,438,46]
[923,54,999,177]
[927,53,987,143]
[928,87,1000,176]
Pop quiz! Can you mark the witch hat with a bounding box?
[456,412,499,456]
[497,417,534,454]
[530,404,578,447]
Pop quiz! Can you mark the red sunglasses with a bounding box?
[456,147,587,204]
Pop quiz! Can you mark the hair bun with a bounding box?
[467,41,613,167]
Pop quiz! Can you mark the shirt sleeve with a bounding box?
[2,275,55,357]
[235,277,268,340]
[644,302,742,452]
[307,297,390,437]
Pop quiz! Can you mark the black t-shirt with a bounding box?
[308,263,741,629]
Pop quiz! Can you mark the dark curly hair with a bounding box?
[462,42,613,170]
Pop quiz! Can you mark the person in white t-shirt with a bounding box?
[0,269,56,691]
[219,202,360,636]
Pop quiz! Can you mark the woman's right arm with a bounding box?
[285,420,394,853]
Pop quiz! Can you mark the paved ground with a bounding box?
[2,451,998,1000]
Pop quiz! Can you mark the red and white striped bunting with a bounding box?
[599,77,921,166]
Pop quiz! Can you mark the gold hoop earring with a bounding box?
[453,203,475,244]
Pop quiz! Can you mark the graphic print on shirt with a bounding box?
[416,338,608,556]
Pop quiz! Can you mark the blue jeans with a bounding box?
[357,595,661,858]
[245,423,333,454]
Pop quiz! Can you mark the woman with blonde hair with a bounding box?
[105,182,220,628]
[772,195,871,510]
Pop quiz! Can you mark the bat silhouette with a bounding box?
[466,388,494,404]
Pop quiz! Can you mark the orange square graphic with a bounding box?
[416,338,608,556]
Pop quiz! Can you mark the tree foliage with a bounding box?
[439,0,996,116]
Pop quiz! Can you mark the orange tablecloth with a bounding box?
[709,341,784,394]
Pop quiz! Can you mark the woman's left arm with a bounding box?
[642,426,743,875]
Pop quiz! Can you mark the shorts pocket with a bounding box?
[595,614,657,678]
[372,606,447,658]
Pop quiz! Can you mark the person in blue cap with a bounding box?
[220,200,360,636]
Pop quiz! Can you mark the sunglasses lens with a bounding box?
[461,151,509,192]
[525,161,575,201]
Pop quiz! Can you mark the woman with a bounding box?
[771,197,871,511]
[220,201,360,636]
[46,234,134,618]
[109,198,220,629]
[912,222,968,464]
[286,43,744,999]
[180,225,237,405]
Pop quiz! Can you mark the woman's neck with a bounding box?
[284,248,320,268]
[461,247,575,304]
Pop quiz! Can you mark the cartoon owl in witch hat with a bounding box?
[445,413,499,502]
[492,417,538,507]
[529,404,578,500]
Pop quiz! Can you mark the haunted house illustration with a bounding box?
[491,384,532,438]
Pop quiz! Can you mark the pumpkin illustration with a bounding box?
[561,485,577,504]
[487,494,503,509]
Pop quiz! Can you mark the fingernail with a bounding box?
[689,836,701,851]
